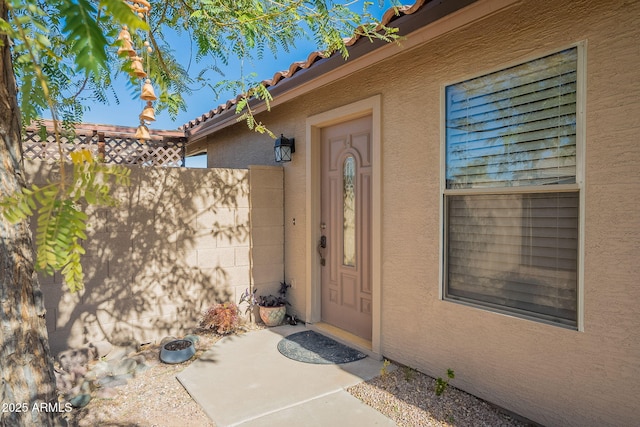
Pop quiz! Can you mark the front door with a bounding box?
[320,115,372,340]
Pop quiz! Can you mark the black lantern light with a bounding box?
[274,134,295,163]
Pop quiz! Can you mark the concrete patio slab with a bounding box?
[177,324,395,426]
[237,390,396,426]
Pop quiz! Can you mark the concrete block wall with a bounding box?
[25,160,282,354]
[247,165,285,302]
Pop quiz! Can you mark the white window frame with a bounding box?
[439,43,586,330]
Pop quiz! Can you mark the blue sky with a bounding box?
[81,35,320,131]
[79,2,397,167]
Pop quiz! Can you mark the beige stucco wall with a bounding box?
[27,161,282,355]
[206,126,281,169]
[200,1,640,425]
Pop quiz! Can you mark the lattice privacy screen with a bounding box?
[22,129,185,167]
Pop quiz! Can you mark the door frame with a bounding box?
[305,95,382,355]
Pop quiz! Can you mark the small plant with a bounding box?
[239,282,292,309]
[380,359,391,378]
[239,288,258,320]
[257,294,287,307]
[402,366,417,382]
[200,302,240,335]
[434,368,455,396]
[257,281,291,307]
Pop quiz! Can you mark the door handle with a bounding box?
[318,235,327,266]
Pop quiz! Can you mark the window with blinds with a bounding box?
[443,47,580,328]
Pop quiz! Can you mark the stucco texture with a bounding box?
[200,1,640,425]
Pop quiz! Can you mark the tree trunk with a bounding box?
[0,3,62,426]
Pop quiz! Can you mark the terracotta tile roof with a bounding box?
[182,0,428,131]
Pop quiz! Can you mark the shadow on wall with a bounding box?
[26,162,251,354]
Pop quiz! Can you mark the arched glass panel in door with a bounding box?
[343,155,356,267]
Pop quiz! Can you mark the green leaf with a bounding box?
[58,0,109,75]
[99,0,148,32]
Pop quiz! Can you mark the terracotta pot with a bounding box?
[259,305,286,327]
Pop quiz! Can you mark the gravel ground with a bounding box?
[348,366,531,427]
[67,330,221,427]
[66,328,531,427]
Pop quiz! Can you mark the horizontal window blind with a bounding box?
[446,192,578,326]
[446,47,578,189]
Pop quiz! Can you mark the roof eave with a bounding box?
[185,0,517,148]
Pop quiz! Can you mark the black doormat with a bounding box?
[277,330,367,364]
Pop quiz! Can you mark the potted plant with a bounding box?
[239,282,291,327]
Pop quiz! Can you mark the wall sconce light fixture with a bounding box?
[274,134,295,163]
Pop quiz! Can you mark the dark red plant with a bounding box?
[200,302,240,335]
